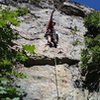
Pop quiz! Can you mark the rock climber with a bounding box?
[44,9,59,48]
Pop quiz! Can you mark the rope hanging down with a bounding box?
[54,57,60,100]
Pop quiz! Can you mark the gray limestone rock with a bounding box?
[7,2,98,100]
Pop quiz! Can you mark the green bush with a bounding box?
[81,11,100,69]
[81,11,100,91]
[22,44,36,54]
[84,11,100,37]
[0,7,30,99]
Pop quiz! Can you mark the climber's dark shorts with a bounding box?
[44,32,53,38]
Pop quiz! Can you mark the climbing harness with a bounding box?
[54,57,60,100]
[45,31,59,48]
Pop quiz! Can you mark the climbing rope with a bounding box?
[54,57,60,100]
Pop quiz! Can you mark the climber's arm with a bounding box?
[46,9,55,33]
[50,9,55,20]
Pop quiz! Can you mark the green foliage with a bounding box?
[0,7,28,99]
[81,11,100,91]
[0,7,36,99]
[84,11,100,28]
[0,59,12,73]
[0,7,19,27]
[22,44,36,54]
[0,76,25,99]
[16,7,29,16]
[81,11,100,69]
[16,44,36,63]
[80,49,91,69]
[84,11,100,37]
[71,26,80,45]
[16,52,28,62]
[12,72,27,79]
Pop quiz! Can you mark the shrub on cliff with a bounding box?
[0,7,35,99]
[81,11,100,91]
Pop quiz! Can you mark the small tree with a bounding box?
[81,11,100,92]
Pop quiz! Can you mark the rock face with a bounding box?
[16,64,85,100]
[14,8,85,100]
[15,8,86,60]
[8,1,99,100]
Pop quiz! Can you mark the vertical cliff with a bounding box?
[0,0,99,100]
